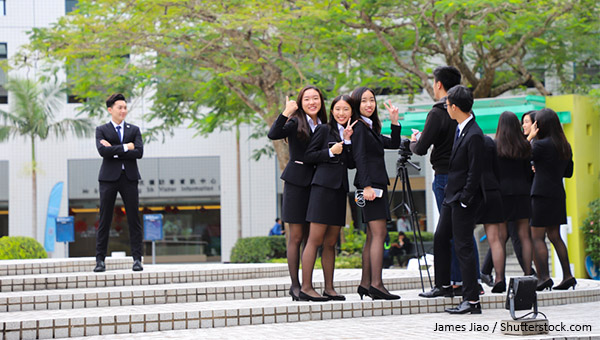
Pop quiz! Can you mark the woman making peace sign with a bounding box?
[299,95,357,301]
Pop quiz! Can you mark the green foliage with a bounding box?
[0,236,48,260]
[230,236,286,263]
[389,231,434,243]
[340,224,366,255]
[581,199,600,264]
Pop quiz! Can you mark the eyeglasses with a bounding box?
[443,103,448,109]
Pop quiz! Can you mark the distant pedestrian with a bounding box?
[269,218,284,236]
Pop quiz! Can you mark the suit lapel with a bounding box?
[450,119,474,162]
[330,125,342,143]
[122,122,130,143]
[106,122,121,144]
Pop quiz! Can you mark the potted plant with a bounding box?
[581,198,600,280]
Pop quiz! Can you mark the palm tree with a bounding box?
[0,77,94,241]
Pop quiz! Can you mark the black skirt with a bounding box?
[531,195,567,227]
[282,182,311,224]
[361,186,391,223]
[477,190,505,224]
[502,194,531,221]
[306,185,347,226]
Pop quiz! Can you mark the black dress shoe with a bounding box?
[323,292,346,301]
[93,261,105,272]
[132,260,143,271]
[491,281,506,293]
[536,278,553,291]
[480,273,494,287]
[357,285,370,300]
[289,288,300,301]
[368,286,400,300]
[419,286,454,298]
[298,291,330,302]
[445,300,482,314]
[553,277,577,290]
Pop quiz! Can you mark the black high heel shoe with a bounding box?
[357,286,370,300]
[553,277,577,290]
[298,291,330,302]
[368,286,400,300]
[323,292,346,301]
[536,278,554,291]
[289,287,299,301]
[491,280,506,293]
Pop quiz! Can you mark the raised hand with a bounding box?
[343,120,358,140]
[282,96,298,117]
[527,121,539,141]
[383,100,400,125]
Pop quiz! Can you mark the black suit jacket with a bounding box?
[351,121,401,188]
[444,118,485,207]
[481,136,500,191]
[268,114,315,187]
[96,122,143,181]
[497,156,533,196]
[304,124,355,192]
[531,137,573,198]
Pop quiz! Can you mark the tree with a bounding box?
[330,0,599,99]
[23,0,348,170]
[0,77,94,241]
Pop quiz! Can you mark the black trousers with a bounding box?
[434,201,481,301]
[96,172,143,261]
[481,220,526,275]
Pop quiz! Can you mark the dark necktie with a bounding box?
[455,126,460,142]
[116,125,122,143]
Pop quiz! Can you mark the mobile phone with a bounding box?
[411,129,422,141]
[373,188,383,198]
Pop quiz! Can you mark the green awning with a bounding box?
[381,95,570,135]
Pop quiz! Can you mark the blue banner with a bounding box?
[144,214,163,241]
[44,182,64,252]
[56,216,75,243]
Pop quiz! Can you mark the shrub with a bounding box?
[230,236,286,263]
[389,231,434,243]
[340,224,366,255]
[0,236,48,260]
[581,198,600,264]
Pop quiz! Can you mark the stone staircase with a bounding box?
[1,257,599,340]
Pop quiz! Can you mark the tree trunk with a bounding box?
[31,135,37,241]
[236,125,242,240]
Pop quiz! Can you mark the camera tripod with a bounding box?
[388,153,433,292]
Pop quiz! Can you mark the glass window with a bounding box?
[0,0,5,16]
[65,0,78,14]
[0,43,7,104]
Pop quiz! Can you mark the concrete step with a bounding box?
[0,264,288,292]
[0,269,429,313]
[0,258,135,276]
[1,278,599,340]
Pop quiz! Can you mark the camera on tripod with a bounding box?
[397,138,420,171]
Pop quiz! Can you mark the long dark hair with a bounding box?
[535,108,572,160]
[350,86,381,134]
[496,111,531,159]
[328,94,354,131]
[289,85,327,141]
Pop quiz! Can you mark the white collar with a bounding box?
[305,114,321,133]
[110,120,124,129]
[360,115,373,128]
[457,114,473,136]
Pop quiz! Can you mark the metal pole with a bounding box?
[64,242,69,258]
[152,241,156,265]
